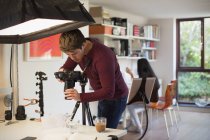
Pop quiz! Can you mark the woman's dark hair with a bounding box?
[137,58,160,102]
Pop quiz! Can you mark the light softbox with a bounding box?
[0,0,95,44]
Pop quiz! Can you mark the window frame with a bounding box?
[176,17,210,105]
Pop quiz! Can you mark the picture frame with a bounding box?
[25,34,63,61]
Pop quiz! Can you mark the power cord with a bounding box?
[138,93,149,140]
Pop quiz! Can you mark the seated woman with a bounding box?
[125,58,160,133]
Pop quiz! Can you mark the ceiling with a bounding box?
[89,0,210,19]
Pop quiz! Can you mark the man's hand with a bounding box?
[56,68,64,82]
[64,88,81,101]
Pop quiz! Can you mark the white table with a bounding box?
[0,120,127,140]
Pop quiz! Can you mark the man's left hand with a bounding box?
[64,88,81,101]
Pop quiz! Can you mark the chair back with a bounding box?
[170,80,177,98]
[163,84,173,109]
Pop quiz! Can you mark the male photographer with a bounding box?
[57,29,128,129]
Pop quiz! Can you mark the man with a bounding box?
[58,29,128,128]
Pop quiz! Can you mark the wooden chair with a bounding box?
[159,80,181,122]
[148,84,178,138]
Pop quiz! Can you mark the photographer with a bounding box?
[58,29,128,129]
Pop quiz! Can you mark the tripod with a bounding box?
[69,80,94,126]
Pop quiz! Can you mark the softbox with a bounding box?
[0,0,95,44]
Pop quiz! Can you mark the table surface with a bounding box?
[0,119,127,140]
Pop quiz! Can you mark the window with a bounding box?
[177,17,210,105]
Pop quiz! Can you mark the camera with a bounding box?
[54,71,87,90]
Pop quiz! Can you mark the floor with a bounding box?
[117,106,210,140]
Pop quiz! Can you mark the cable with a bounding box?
[138,93,149,140]
[10,45,13,87]
[9,45,14,118]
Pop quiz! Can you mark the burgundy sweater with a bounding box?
[61,39,128,102]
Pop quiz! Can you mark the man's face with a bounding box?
[65,47,84,63]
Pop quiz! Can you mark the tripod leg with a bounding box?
[84,102,94,126]
[82,103,86,125]
[70,101,80,121]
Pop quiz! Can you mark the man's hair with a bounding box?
[59,29,85,52]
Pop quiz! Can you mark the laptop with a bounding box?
[127,77,156,104]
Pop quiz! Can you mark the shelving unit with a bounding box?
[89,6,160,61]
[89,23,160,61]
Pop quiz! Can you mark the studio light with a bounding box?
[0,0,95,44]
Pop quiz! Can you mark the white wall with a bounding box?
[148,18,176,93]
[0,44,11,87]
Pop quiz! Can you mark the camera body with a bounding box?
[54,71,87,90]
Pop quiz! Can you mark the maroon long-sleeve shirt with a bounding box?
[61,39,128,102]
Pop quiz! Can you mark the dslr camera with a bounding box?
[54,71,87,90]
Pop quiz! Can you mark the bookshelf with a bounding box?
[89,24,160,61]
[89,6,160,61]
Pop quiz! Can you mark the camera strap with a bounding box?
[83,58,91,73]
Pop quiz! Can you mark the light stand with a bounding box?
[4,45,19,125]
[35,71,47,117]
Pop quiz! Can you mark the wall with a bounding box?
[148,18,176,92]
[0,44,11,87]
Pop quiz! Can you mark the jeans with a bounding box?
[98,96,127,129]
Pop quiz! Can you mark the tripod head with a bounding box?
[54,70,87,91]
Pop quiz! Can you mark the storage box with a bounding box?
[89,25,112,35]
[89,7,110,19]
[93,17,113,25]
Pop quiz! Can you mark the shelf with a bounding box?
[90,34,129,40]
[91,24,160,41]
[90,34,159,41]
[116,56,156,62]
[101,24,126,29]
[132,48,157,51]
[117,56,143,59]
[89,23,159,62]
[129,36,160,41]
[142,47,157,50]
[90,24,126,29]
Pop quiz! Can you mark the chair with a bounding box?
[159,80,181,122]
[148,83,178,138]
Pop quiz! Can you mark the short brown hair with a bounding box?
[59,29,85,52]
